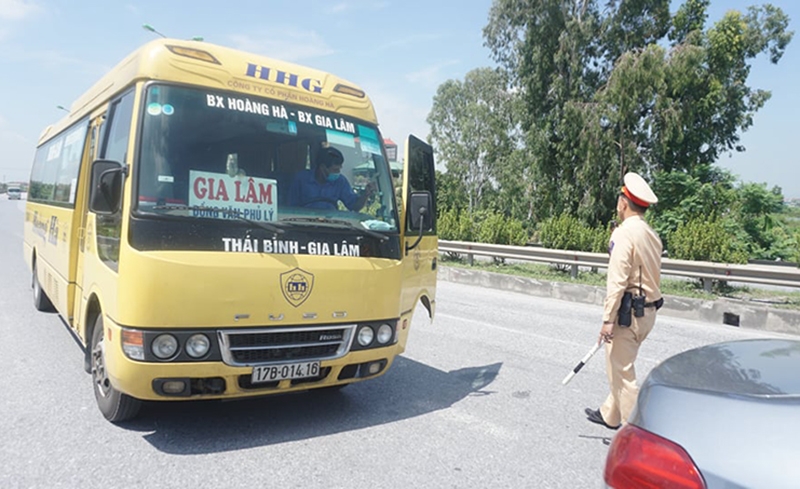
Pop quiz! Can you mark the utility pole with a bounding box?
[619,128,625,182]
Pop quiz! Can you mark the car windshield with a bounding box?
[135,84,398,233]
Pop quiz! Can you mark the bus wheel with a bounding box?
[91,314,141,422]
[32,261,55,312]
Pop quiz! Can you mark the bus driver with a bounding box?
[288,146,374,212]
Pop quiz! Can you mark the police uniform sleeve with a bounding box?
[603,228,633,323]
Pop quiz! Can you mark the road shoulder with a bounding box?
[439,266,800,336]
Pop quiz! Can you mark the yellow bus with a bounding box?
[23,39,438,422]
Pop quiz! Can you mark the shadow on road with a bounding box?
[120,358,503,455]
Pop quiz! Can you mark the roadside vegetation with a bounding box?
[440,254,800,311]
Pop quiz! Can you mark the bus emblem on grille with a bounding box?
[280,268,314,307]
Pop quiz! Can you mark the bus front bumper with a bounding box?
[102,318,405,401]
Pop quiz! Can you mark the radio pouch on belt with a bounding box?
[633,294,646,318]
[618,292,633,327]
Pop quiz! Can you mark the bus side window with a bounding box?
[96,90,135,271]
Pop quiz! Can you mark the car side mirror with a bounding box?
[90,160,126,215]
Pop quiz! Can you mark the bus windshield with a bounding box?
[135,84,398,235]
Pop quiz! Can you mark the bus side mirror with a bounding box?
[408,191,433,232]
[90,160,126,215]
[405,191,433,254]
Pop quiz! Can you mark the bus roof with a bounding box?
[40,39,378,145]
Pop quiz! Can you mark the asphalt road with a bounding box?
[1,197,792,489]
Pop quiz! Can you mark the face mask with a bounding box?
[326,173,341,182]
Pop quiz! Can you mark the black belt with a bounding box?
[644,298,664,310]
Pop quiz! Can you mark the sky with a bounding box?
[0,0,798,198]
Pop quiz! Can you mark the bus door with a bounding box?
[400,135,438,319]
[72,114,105,335]
[73,88,136,340]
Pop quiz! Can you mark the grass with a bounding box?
[440,253,800,310]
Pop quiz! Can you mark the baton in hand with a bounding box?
[562,341,603,385]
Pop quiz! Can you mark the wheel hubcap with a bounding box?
[92,338,111,398]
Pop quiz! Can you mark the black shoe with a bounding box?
[585,408,620,430]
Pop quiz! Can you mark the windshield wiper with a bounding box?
[283,217,389,242]
[149,205,285,235]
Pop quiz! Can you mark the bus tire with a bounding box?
[32,261,55,312]
[90,314,141,422]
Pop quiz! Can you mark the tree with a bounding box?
[435,170,468,214]
[734,182,790,259]
[669,217,749,263]
[482,0,793,228]
[427,68,518,214]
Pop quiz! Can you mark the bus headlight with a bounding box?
[122,329,145,360]
[376,324,393,344]
[152,334,179,359]
[185,334,211,358]
[357,326,374,346]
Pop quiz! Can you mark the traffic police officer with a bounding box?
[586,172,662,429]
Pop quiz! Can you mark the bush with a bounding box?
[539,214,610,252]
[439,208,529,246]
[476,212,529,246]
[668,218,749,264]
[438,208,474,242]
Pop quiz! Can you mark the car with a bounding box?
[7,186,21,200]
[603,338,800,488]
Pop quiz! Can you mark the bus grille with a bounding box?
[218,325,355,366]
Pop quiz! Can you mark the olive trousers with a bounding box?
[599,308,657,427]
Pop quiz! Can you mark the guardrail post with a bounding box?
[467,253,474,266]
[571,264,578,279]
[702,278,712,294]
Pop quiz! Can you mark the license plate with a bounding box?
[251,361,321,383]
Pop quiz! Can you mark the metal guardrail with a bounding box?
[439,240,800,291]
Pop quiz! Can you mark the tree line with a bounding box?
[428,0,799,264]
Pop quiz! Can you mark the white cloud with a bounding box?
[0,115,27,143]
[125,4,139,15]
[329,2,349,13]
[0,0,41,20]
[5,48,109,76]
[327,0,388,14]
[362,83,431,157]
[0,114,34,182]
[405,60,460,86]
[369,1,389,10]
[230,29,335,62]
[370,33,446,54]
